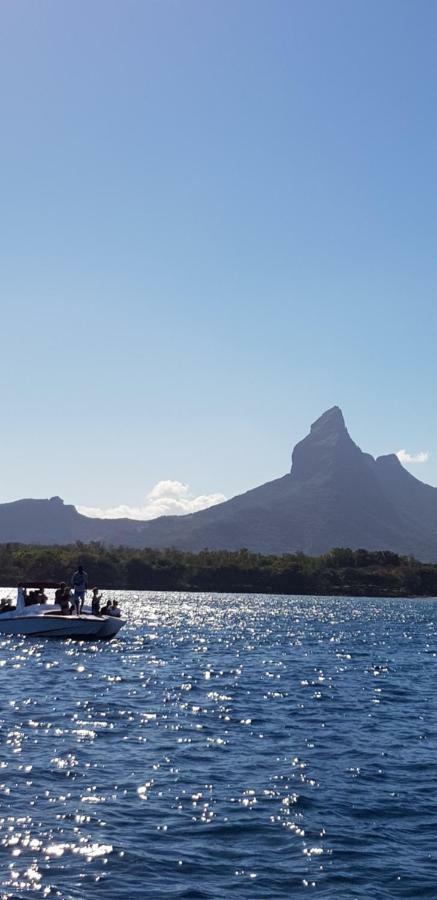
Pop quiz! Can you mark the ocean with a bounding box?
[0,591,436,899]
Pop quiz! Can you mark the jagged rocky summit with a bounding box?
[1,407,437,560]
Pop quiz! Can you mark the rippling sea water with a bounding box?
[1,592,437,899]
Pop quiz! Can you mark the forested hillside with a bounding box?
[1,543,437,597]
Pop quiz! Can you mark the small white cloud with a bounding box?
[396,449,430,465]
[147,480,190,500]
[78,480,226,521]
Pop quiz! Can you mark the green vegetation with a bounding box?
[0,543,436,596]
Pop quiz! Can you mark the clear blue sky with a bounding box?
[1,0,437,515]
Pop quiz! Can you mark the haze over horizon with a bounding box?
[2,1,437,515]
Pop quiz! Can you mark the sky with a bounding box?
[1,0,437,519]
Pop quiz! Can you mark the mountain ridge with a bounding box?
[1,407,437,560]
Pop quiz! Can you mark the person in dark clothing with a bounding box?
[54,582,70,616]
[91,588,102,617]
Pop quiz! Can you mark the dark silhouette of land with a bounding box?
[1,407,437,560]
[1,543,437,597]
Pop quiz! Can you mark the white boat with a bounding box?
[0,583,125,640]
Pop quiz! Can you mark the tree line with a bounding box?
[0,542,437,596]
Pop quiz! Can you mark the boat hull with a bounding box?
[0,613,125,640]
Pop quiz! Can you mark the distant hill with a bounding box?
[2,407,437,560]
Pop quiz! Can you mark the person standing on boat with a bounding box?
[16,584,26,613]
[71,565,88,615]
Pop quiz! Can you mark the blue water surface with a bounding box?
[0,592,437,899]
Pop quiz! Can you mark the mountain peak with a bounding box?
[290,406,355,480]
[310,406,346,436]
[376,453,402,469]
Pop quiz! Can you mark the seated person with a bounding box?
[100,601,111,616]
[108,600,121,618]
[38,588,48,604]
[55,582,66,604]
[54,583,71,616]
[91,587,102,616]
[60,597,71,615]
